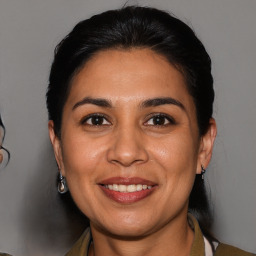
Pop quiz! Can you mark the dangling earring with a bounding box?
[201,165,206,180]
[58,172,68,194]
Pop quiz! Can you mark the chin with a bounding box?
[105,226,153,239]
[93,216,158,239]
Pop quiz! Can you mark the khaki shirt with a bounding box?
[66,214,254,256]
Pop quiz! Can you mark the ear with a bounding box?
[196,118,217,174]
[0,151,3,163]
[48,120,65,176]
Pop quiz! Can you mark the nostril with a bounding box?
[106,132,149,166]
[109,157,148,167]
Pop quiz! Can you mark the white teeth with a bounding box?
[105,184,153,192]
[113,184,119,191]
[127,184,136,192]
[136,184,142,191]
[119,185,127,192]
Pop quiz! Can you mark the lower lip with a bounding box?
[99,186,156,204]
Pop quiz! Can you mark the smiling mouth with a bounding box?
[98,177,157,204]
[102,184,153,193]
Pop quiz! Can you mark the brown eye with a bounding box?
[145,114,175,126]
[152,116,166,125]
[90,116,104,125]
[82,114,111,126]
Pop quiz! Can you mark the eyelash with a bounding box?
[80,113,111,126]
[80,113,176,127]
[144,113,176,127]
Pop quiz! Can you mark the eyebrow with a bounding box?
[72,96,184,111]
[72,97,112,110]
[140,97,185,110]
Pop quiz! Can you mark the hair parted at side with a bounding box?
[46,5,215,242]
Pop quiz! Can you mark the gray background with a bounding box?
[0,0,255,255]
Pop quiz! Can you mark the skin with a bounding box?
[49,48,216,256]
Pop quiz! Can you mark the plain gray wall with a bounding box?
[0,0,255,255]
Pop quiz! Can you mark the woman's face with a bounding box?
[49,48,215,237]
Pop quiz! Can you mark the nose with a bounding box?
[107,125,149,167]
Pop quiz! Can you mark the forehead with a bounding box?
[66,48,194,109]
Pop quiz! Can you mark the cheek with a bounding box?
[150,132,199,171]
[149,131,199,196]
[60,134,106,209]
[61,131,110,180]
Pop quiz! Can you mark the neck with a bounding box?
[89,213,194,256]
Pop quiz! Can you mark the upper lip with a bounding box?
[98,177,157,186]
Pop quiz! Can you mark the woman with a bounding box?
[0,115,10,170]
[0,117,4,166]
[0,116,12,256]
[46,6,254,256]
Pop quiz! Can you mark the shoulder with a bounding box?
[0,253,12,256]
[215,243,255,256]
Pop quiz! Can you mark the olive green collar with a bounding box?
[65,227,91,256]
[188,213,205,256]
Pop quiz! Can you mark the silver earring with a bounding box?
[58,173,68,194]
[201,165,206,180]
